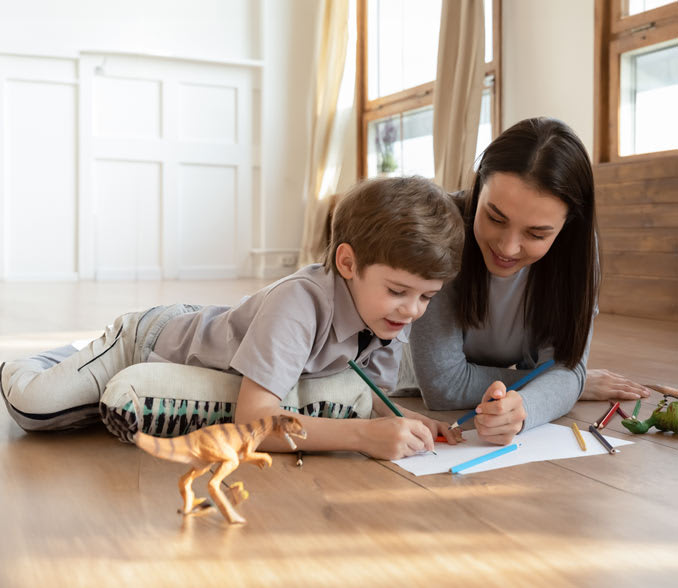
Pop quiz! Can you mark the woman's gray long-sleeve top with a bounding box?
[405,267,592,432]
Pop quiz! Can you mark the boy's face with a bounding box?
[336,244,443,339]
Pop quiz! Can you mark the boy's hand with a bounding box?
[361,417,436,460]
[399,405,464,446]
[474,381,526,445]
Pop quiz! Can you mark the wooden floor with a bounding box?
[1,280,677,588]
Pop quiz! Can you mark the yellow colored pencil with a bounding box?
[571,422,587,451]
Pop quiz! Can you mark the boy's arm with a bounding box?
[234,376,438,460]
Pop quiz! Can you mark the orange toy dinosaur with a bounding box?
[134,415,307,524]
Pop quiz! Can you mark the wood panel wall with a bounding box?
[595,155,678,321]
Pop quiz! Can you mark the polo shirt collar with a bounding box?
[332,274,409,344]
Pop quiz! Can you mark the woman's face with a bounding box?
[473,172,568,277]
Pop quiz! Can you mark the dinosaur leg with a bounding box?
[242,450,273,470]
[241,439,273,469]
[178,464,213,514]
[227,481,250,506]
[208,460,246,524]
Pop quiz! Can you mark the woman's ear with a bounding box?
[335,243,357,280]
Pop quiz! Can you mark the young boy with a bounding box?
[1,176,464,460]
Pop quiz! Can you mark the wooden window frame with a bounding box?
[594,0,678,163]
[356,0,502,179]
[485,0,502,149]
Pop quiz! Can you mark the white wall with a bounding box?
[0,0,323,280]
[260,0,319,253]
[0,0,261,62]
[502,0,594,154]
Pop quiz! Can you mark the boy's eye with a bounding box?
[388,288,404,296]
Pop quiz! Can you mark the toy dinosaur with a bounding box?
[621,383,678,435]
[134,415,307,524]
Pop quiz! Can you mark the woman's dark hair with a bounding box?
[455,117,600,368]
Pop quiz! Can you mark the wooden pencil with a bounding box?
[571,422,587,451]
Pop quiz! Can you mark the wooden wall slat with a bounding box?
[601,251,678,279]
[601,228,678,253]
[599,276,678,319]
[597,203,678,228]
[596,177,678,204]
[594,156,678,184]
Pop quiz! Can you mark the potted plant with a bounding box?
[375,119,398,175]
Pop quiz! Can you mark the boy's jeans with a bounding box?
[0,304,198,431]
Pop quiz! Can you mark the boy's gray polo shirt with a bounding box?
[150,264,408,399]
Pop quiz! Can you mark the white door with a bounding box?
[80,53,259,280]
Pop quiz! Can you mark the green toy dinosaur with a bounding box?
[621,384,678,435]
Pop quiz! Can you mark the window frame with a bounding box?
[594,0,678,163]
[356,0,502,179]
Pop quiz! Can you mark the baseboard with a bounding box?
[250,249,299,280]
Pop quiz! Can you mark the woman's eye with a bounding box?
[528,233,546,240]
[487,213,503,224]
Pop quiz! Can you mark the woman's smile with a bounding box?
[489,246,519,268]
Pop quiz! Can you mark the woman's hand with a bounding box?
[474,381,526,445]
[581,369,651,401]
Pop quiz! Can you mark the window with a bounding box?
[357,0,501,178]
[626,0,676,16]
[595,0,678,161]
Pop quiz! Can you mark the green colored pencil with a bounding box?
[347,360,437,455]
[348,359,403,416]
[632,398,642,419]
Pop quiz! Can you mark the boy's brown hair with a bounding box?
[323,176,464,281]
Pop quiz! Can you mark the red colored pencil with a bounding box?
[598,401,620,429]
[593,407,610,428]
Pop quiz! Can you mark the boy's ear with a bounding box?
[335,243,357,280]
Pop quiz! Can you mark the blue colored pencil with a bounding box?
[450,442,520,474]
[449,359,556,430]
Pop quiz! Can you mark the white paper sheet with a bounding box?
[392,423,634,476]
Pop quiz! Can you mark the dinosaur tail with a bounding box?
[134,430,197,464]
[126,387,196,464]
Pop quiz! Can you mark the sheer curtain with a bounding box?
[433,0,485,191]
[298,0,355,267]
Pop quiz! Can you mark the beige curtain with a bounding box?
[298,0,352,267]
[433,0,486,192]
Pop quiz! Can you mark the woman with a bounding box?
[404,117,648,445]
